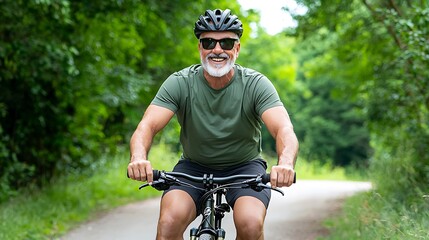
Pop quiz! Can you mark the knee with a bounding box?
[233,197,266,239]
[157,211,189,239]
[157,190,196,239]
[158,206,193,236]
[235,214,264,238]
[158,212,177,230]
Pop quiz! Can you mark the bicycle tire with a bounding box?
[198,233,215,240]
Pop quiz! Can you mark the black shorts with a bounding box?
[162,159,271,216]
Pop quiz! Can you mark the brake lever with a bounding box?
[138,182,151,190]
[246,182,285,196]
[242,176,268,191]
[138,179,172,191]
[271,186,285,196]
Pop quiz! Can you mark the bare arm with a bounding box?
[261,106,299,187]
[127,105,175,182]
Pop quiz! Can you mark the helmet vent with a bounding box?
[194,9,243,39]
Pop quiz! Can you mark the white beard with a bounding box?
[201,53,236,77]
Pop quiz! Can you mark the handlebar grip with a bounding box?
[127,170,160,180]
[153,169,161,180]
[261,173,270,184]
[262,172,297,184]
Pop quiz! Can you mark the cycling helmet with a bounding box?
[194,9,243,39]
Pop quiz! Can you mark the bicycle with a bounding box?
[136,170,296,240]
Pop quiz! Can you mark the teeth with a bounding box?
[211,57,225,62]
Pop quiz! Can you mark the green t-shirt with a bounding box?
[151,64,283,169]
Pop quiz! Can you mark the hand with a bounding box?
[127,159,153,183]
[270,164,295,188]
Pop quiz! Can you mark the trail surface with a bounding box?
[63,180,371,240]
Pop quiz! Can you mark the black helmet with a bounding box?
[194,9,243,39]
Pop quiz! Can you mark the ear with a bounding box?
[235,42,241,58]
[199,41,207,56]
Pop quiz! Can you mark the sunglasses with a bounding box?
[200,38,238,50]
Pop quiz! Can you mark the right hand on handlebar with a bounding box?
[270,164,295,188]
[127,159,153,183]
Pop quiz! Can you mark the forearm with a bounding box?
[130,122,155,162]
[128,105,174,182]
[276,126,299,168]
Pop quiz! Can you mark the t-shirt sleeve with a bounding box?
[254,75,284,116]
[151,73,182,113]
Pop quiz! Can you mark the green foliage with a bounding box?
[290,0,429,239]
[0,0,162,200]
[292,0,429,184]
[323,191,429,240]
[363,4,429,196]
[1,0,80,201]
[289,11,372,166]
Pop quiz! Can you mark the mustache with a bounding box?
[206,53,230,59]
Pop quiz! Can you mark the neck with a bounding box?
[203,68,235,90]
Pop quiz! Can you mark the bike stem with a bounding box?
[214,189,227,239]
[198,174,217,237]
[215,189,224,229]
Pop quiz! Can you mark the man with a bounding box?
[127,9,298,240]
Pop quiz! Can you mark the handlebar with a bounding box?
[152,170,296,184]
[131,170,296,197]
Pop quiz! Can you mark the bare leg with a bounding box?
[156,190,197,240]
[233,196,267,240]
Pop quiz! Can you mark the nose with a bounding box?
[212,42,223,53]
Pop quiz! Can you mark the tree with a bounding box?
[290,0,429,195]
[293,24,371,166]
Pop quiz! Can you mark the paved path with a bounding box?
[63,180,371,240]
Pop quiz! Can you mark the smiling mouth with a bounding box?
[209,57,227,62]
